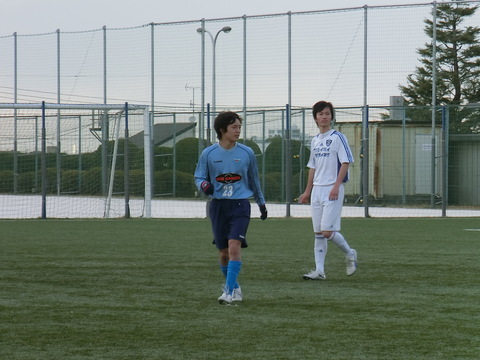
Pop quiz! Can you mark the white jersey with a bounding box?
[306,129,354,186]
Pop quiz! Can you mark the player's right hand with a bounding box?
[200,181,213,195]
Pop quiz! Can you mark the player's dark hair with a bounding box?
[312,101,335,120]
[214,111,242,140]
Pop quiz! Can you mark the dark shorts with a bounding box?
[209,199,251,249]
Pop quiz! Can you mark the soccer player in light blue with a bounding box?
[299,101,357,280]
[194,111,267,305]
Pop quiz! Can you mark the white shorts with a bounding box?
[310,184,344,233]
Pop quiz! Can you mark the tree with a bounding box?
[175,137,207,174]
[399,1,480,133]
[264,136,310,174]
[238,138,262,155]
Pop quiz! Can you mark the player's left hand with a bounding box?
[298,193,310,204]
[259,204,268,220]
[329,187,339,201]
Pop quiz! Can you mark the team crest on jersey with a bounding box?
[216,173,242,184]
[326,139,332,146]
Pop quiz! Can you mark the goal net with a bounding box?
[0,103,151,219]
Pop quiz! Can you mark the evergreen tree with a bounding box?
[399,1,480,133]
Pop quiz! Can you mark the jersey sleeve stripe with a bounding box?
[333,131,354,163]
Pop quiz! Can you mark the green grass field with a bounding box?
[1,217,479,359]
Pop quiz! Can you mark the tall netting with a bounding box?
[0,36,15,103]
[59,30,105,103]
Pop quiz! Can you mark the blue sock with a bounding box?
[226,260,242,295]
[220,263,239,290]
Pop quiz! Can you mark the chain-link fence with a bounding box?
[0,102,479,218]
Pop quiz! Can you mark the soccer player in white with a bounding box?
[298,101,357,280]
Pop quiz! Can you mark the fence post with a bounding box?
[124,102,130,218]
[14,32,18,194]
[362,105,370,218]
[102,26,108,197]
[242,15,247,140]
[143,106,152,218]
[441,105,448,217]
[362,6,370,218]
[285,12,293,217]
[56,29,61,196]
[41,101,47,219]
[431,2,438,208]
[199,19,206,158]
[285,104,292,217]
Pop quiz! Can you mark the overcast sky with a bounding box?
[2,0,435,35]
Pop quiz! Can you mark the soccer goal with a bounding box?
[0,102,152,219]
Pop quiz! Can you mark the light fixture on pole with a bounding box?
[185,83,200,123]
[197,25,232,143]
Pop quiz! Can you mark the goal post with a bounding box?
[0,102,152,219]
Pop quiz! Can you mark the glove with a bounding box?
[200,181,213,196]
[259,204,268,220]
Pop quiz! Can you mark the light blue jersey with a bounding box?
[194,142,265,206]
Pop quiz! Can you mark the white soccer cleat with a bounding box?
[303,270,326,280]
[346,249,357,276]
[218,291,233,305]
[232,287,243,302]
